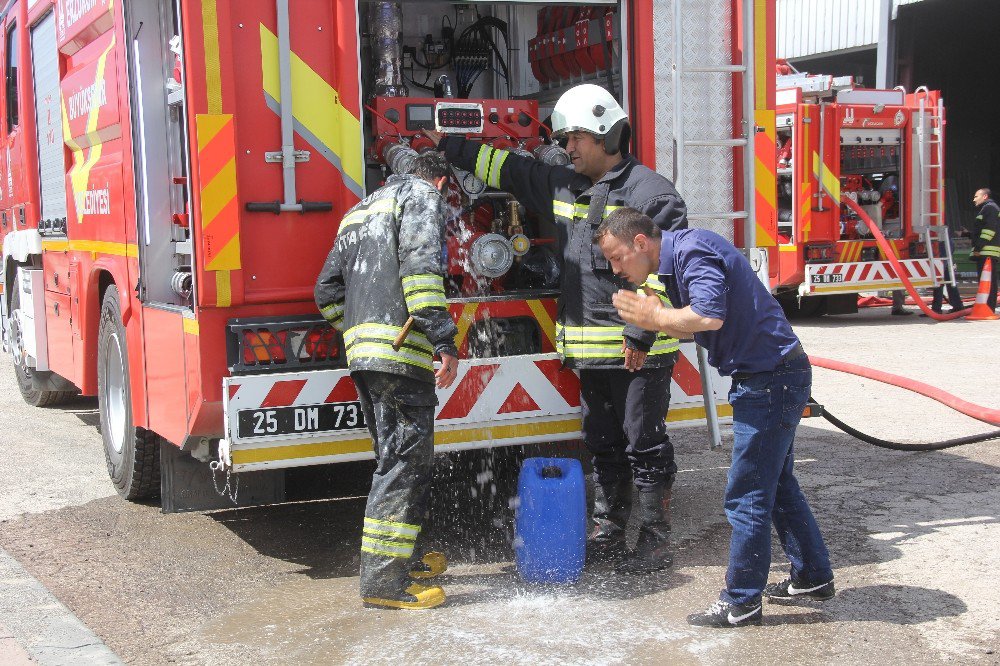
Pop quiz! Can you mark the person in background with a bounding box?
[970,188,1000,312]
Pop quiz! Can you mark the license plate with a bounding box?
[237,402,366,439]
[813,273,845,284]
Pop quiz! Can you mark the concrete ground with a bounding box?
[1,307,999,665]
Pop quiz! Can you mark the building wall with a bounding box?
[777,0,933,62]
[777,0,880,60]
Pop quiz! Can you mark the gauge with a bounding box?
[459,170,486,196]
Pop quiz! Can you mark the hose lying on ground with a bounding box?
[841,196,970,322]
[810,354,1000,451]
[818,406,1000,451]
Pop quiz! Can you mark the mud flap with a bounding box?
[159,442,285,513]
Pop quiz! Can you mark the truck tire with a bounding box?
[9,286,75,407]
[97,286,160,500]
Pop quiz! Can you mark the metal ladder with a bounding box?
[914,88,953,288]
[671,3,757,449]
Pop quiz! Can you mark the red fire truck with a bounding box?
[768,63,950,316]
[0,0,774,511]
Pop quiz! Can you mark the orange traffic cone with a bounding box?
[966,258,1000,321]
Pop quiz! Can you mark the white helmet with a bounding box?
[550,84,630,154]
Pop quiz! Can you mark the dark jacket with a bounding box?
[315,174,458,384]
[972,199,1000,259]
[440,136,687,369]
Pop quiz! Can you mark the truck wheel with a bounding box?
[9,286,75,407]
[97,286,160,500]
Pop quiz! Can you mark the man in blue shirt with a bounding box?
[594,207,834,628]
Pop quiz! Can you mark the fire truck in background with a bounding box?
[768,60,950,316]
[0,0,773,511]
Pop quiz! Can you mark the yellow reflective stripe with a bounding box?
[406,293,448,310]
[571,203,622,220]
[488,149,509,189]
[560,345,627,358]
[980,247,1000,257]
[345,323,431,350]
[981,229,996,240]
[553,200,574,218]
[365,516,421,533]
[401,274,444,292]
[363,526,417,540]
[339,199,396,233]
[475,144,493,182]
[320,303,344,319]
[649,338,680,354]
[361,538,414,558]
[346,345,434,371]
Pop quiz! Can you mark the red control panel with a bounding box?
[370,97,545,159]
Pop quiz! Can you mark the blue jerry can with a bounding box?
[514,457,586,584]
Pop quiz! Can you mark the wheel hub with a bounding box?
[104,332,127,456]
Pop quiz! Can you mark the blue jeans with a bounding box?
[723,354,832,606]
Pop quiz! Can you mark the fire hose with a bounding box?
[840,196,969,321]
[810,355,1000,451]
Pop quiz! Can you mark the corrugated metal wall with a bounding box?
[777,0,881,60]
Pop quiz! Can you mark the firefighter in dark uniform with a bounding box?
[315,151,459,609]
[971,187,1000,311]
[425,83,688,573]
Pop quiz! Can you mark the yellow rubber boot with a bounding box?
[363,583,446,610]
[410,551,448,579]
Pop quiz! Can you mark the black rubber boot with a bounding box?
[617,484,672,574]
[586,479,632,564]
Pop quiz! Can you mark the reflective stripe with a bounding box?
[401,274,445,292]
[641,275,673,307]
[475,144,493,183]
[980,246,1000,257]
[320,302,344,321]
[556,323,678,358]
[570,203,622,220]
[361,537,414,558]
[345,323,434,370]
[338,199,396,234]
[402,273,447,312]
[650,339,681,354]
[553,200,574,219]
[344,323,432,351]
[346,344,434,371]
[406,292,448,310]
[559,344,628,358]
[364,517,421,538]
[981,229,996,241]
[487,150,509,189]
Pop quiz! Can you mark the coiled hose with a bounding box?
[811,355,1000,451]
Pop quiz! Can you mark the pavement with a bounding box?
[1,306,999,664]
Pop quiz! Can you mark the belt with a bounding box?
[782,342,807,363]
[731,343,806,382]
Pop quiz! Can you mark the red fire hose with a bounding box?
[840,196,970,321]
[810,355,1000,427]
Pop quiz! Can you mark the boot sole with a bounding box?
[362,595,446,610]
[764,593,834,604]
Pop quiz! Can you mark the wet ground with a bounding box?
[1,306,999,664]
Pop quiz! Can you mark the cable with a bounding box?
[819,406,1000,451]
[808,353,1000,450]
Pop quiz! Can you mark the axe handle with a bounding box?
[392,317,415,351]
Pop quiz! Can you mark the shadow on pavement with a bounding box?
[765,584,967,626]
